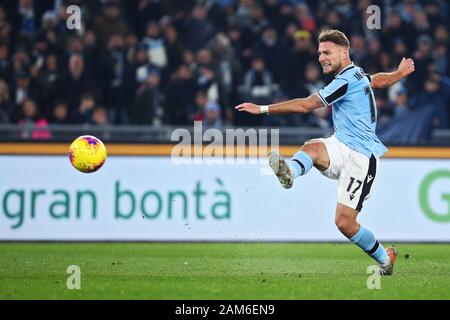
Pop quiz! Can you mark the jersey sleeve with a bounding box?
[317,78,349,107]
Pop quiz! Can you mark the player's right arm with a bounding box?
[234,94,324,115]
[235,75,349,115]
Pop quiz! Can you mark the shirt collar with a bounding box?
[335,62,355,77]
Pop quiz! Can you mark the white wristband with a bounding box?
[260,105,269,114]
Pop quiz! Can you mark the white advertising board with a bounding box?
[0,156,449,241]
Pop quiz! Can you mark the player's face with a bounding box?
[318,41,347,75]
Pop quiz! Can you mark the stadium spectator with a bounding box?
[163,24,184,75]
[93,1,129,51]
[376,93,393,126]
[391,88,411,118]
[413,10,430,38]
[12,46,31,75]
[165,64,197,125]
[293,3,316,34]
[392,38,408,67]
[181,48,197,72]
[17,98,50,139]
[363,38,382,74]
[49,100,70,125]
[227,25,250,71]
[142,21,168,69]
[0,79,13,123]
[195,48,220,102]
[252,25,287,84]
[132,0,164,38]
[0,6,12,45]
[241,5,269,51]
[13,70,38,107]
[424,1,446,31]
[17,0,37,38]
[413,76,449,129]
[378,51,393,72]
[285,30,315,91]
[132,43,157,85]
[322,9,343,32]
[239,55,277,126]
[100,32,134,124]
[207,32,242,124]
[91,106,111,140]
[91,106,110,126]
[64,35,97,78]
[35,53,60,117]
[57,53,94,112]
[0,42,13,87]
[411,35,434,90]
[234,0,255,28]
[381,10,414,51]
[41,10,58,34]
[434,43,448,76]
[270,4,295,37]
[72,92,96,124]
[124,32,139,63]
[261,0,280,27]
[183,5,216,52]
[397,0,422,25]
[193,90,222,129]
[131,68,164,126]
[241,55,277,104]
[29,32,49,76]
[203,99,222,129]
[434,24,449,46]
[349,34,367,66]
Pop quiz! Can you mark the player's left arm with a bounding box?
[370,57,415,89]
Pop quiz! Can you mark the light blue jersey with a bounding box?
[317,63,388,158]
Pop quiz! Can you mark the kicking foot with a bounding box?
[378,246,398,276]
[268,150,294,189]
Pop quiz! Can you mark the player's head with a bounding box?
[317,30,351,75]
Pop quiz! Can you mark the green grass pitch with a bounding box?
[1,243,450,299]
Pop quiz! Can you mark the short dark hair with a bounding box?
[318,29,350,48]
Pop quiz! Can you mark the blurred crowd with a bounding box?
[0,0,449,135]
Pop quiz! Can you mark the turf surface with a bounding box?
[0,243,449,299]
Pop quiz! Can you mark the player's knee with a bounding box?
[301,143,319,160]
[335,216,347,231]
[335,215,355,236]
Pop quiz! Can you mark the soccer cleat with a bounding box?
[268,150,294,189]
[378,246,398,276]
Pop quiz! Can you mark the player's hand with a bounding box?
[234,102,260,115]
[398,57,415,77]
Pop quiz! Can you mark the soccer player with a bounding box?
[235,30,415,275]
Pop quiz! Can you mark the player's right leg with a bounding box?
[336,152,397,275]
[268,139,330,189]
[335,202,396,275]
[378,246,398,275]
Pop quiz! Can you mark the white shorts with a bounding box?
[307,135,379,211]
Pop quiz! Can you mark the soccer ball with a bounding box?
[69,135,107,173]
